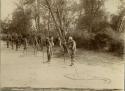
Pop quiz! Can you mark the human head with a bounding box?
[68,36,73,41]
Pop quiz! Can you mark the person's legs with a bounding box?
[70,52,75,66]
[7,41,9,48]
[47,54,51,62]
[23,45,26,54]
[16,42,18,51]
[47,47,51,62]
[33,44,37,55]
[50,46,53,56]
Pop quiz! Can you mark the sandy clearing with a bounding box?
[1,41,124,89]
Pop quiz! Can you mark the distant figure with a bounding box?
[50,36,54,47]
[46,36,54,62]
[37,35,43,51]
[18,34,23,48]
[6,34,10,48]
[15,33,19,51]
[10,34,14,50]
[58,37,62,48]
[23,37,28,51]
[50,36,54,55]
[33,36,39,55]
[68,36,76,66]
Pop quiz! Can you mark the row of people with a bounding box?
[5,33,76,66]
[6,33,43,51]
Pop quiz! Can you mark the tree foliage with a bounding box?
[8,3,32,35]
[77,0,105,33]
[1,0,124,57]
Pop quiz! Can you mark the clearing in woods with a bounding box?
[1,41,124,90]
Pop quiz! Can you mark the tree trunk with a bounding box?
[36,0,40,31]
[45,0,68,54]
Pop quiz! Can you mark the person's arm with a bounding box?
[52,41,54,47]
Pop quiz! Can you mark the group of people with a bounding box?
[6,33,23,50]
[45,36,76,66]
[5,33,76,66]
[6,33,43,52]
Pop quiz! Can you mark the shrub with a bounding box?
[71,27,124,57]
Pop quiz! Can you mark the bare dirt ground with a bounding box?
[1,41,124,90]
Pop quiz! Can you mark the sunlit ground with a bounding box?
[1,41,124,90]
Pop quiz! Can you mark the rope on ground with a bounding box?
[64,62,111,84]
[64,74,111,84]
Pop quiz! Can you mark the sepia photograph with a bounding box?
[0,0,125,91]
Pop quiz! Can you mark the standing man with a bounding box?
[50,36,54,55]
[15,33,19,51]
[34,35,39,55]
[6,34,10,48]
[23,36,28,53]
[39,35,44,51]
[10,33,14,50]
[18,34,22,48]
[45,36,54,63]
[68,36,76,66]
